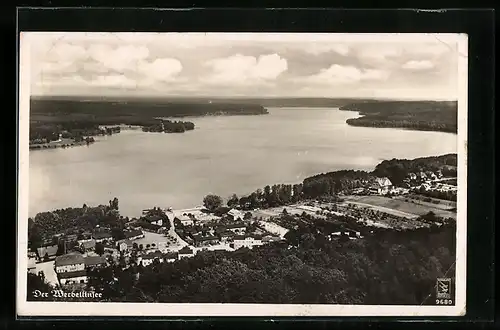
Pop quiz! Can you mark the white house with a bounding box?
[228,208,245,220]
[58,270,88,285]
[116,239,134,252]
[55,253,88,286]
[178,246,195,259]
[140,251,164,267]
[233,235,263,249]
[175,214,194,226]
[369,177,393,194]
[54,253,85,273]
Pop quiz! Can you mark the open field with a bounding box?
[399,195,457,211]
[345,195,456,219]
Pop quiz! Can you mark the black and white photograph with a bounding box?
[17,32,467,317]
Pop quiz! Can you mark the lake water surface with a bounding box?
[28,108,457,217]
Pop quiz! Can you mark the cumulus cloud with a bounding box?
[401,60,435,71]
[203,53,288,85]
[301,64,389,85]
[304,44,349,56]
[137,58,183,82]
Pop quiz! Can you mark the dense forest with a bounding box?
[373,154,457,186]
[30,97,269,118]
[227,154,457,211]
[340,100,458,133]
[142,119,195,133]
[27,198,125,250]
[28,219,456,305]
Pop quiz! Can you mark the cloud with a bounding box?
[357,46,402,62]
[137,58,183,82]
[304,44,349,56]
[88,44,150,72]
[401,60,435,71]
[300,64,389,85]
[90,75,138,88]
[203,53,288,85]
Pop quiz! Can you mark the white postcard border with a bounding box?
[17,32,468,317]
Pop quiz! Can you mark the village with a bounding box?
[27,169,457,289]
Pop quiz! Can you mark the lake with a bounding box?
[28,107,457,218]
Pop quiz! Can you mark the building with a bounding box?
[140,251,164,267]
[225,223,247,234]
[27,258,37,273]
[80,239,96,252]
[55,253,85,273]
[193,234,219,247]
[175,214,194,226]
[84,255,106,269]
[58,270,88,286]
[408,173,417,180]
[228,209,245,221]
[93,231,113,243]
[36,245,58,261]
[233,235,263,249]
[178,246,195,259]
[124,229,144,240]
[144,215,164,227]
[369,177,393,194]
[216,229,236,242]
[116,239,134,252]
[164,252,179,263]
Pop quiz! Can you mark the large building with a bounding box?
[233,235,263,250]
[54,253,88,286]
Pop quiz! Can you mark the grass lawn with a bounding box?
[346,195,456,219]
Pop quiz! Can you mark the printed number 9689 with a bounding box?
[436,299,453,305]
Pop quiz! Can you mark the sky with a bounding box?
[26,32,463,100]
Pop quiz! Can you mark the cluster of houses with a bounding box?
[53,253,106,286]
[175,218,281,250]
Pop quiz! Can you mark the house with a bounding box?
[175,214,193,226]
[164,252,178,263]
[116,239,134,252]
[124,229,144,240]
[216,229,236,242]
[36,245,58,261]
[55,253,85,273]
[140,251,164,267]
[178,246,195,259]
[84,255,106,269]
[144,215,164,227]
[233,235,263,249]
[262,235,281,244]
[193,234,219,247]
[225,223,247,234]
[93,231,113,243]
[369,177,393,194]
[408,173,417,180]
[80,239,96,252]
[228,208,245,221]
[58,270,88,286]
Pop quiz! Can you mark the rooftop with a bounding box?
[57,270,87,279]
[55,253,85,267]
[37,245,58,257]
[178,246,194,254]
[142,251,164,260]
[124,229,143,239]
[84,255,106,266]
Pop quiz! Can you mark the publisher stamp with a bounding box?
[436,277,453,305]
